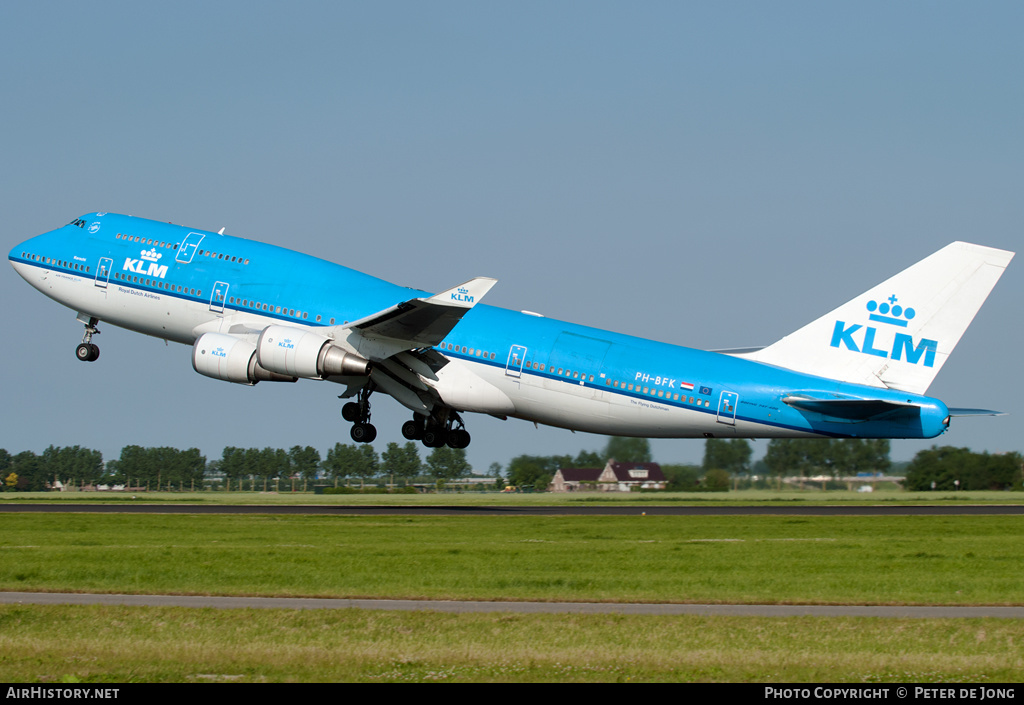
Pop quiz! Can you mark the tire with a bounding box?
[350,423,377,444]
[447,429,471,449]
[76,344,94,362]
[401,420,423,440]
[341,403,361,422]
[422,430,445,448]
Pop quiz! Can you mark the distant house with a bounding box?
[549,460,666,492]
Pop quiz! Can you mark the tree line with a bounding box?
[0,441,476,491]
[1,437,1019,492]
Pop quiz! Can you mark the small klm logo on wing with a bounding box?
[212,346,227,358]
[830,295,937,367]
[278,338,295,349]
[451,287,475,304]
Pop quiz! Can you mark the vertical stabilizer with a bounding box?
[737,242,1013,395]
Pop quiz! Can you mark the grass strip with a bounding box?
[0,604,1021,683]
[1,514,1022,605]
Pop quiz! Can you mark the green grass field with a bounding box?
[1,506,1022,682]
[1,605,1021,683]
[2,513,1022,604]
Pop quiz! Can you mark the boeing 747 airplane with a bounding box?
[9,213,1014,449]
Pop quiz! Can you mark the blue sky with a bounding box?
[3,2,1022,473]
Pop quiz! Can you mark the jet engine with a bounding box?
[192,333,297,385]
[256,325,371,379]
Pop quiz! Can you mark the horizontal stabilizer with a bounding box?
[947,408,1007,417]
[714,346,766,355]
[782,394,921,421]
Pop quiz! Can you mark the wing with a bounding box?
[336,277,500,415]
[345,277,497,348]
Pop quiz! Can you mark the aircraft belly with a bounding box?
[26,266,205,345]
[433,360,515,415]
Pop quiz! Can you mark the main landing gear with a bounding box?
[401,410,471,449]
[341,389,471,449]
[341,386,377,443]
[76,317,100,362]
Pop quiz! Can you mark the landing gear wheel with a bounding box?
[341,403,361,422]
[447,429,471,449]
[350,423,377,444]
[422,428,447,448]
[77,317,101,362]
[76,343,99,362]
[402,419,424,440]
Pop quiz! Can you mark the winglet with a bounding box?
[427,277,498,309]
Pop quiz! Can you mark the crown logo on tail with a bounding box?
[866,295,915,328]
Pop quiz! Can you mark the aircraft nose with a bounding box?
[9,240,31,268]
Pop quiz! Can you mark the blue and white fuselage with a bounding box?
[9,213,1014,448]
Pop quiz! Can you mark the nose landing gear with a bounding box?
[76,317,100,362]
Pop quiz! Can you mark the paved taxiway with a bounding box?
[2,503,1023,516]
[2,592,1023,618]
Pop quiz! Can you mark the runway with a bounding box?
[1,503,1023,516]
[2,591,1023,618]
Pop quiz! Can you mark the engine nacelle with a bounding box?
[192,333,297,385]
[256,325,371,380]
